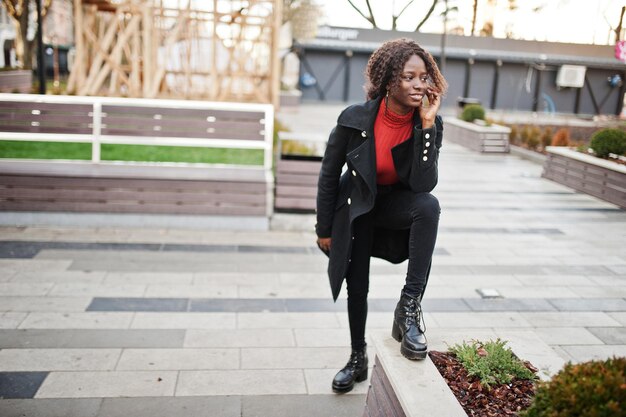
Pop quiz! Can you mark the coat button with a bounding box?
[425,141,431,147]
[423,149,428,154]
[423,156,428,161]
[425,133,430,139]
[351,170,356,176]
[361,131,367,137]
[347,198,351,205]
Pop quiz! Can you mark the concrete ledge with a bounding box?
[444,118,510,153]
[367,330,566,417]
[510,145,548,165]
[0,211,270,231]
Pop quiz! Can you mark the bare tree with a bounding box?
[2,0,52,69]
[470,0,478,35]
[346,0,438,32]
[613,5,625,42]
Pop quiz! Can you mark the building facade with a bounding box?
[295,26,626,116]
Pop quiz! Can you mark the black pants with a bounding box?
[345,185,440,350]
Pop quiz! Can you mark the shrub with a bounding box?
[541,127,553,150]
[527,126,541,150]
[551,128,571,146]
[589,128,626,158]
[460,104,486,123]
[450,339,536,389]
[520,125,531,145]
[509,125,519,145]
[521,357,626,417]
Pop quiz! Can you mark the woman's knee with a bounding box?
[410,193,440,221]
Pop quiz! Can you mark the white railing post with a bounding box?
[92,101,102,162]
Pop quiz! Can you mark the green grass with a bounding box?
[0,140,264,165]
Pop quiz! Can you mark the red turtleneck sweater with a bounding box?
[374,102,414,185]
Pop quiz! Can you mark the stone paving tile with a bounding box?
[184,329,295,348]
[176,370,307,396]
[560,345,626,363]
[190,298,287,312]
[569,286,626,298]
[495,286,581,299]
[519,312,622,327]
[587,275,626,285]
[607,312,626,325]
[0,312,27,329]
[548,298,626,311]
[0,329,186,349]
[586,327,626,345]
[48,283,147,298]
[429,274,524,287]
[19,313,134,329]
[0,283,53,296]
[0,372,48,399]
[130,313,236,329]
[145,284,238,298]
[10,271,106,284]
[464,298,556,311]
[0,297,92,312]
[99,396,241,417]
[116,348,239,371]
[37,371,178,398]
[285,298,346,312]
[429,312,533,328]
[513,274,596,286]
[293,329,352,347]
[242,394,366,416]
[238,285,332,299]
[0,349,121,372]
[531,327,604,345]
[237,312,340,329]
[103,272,194,285]
[0,259,72,272]
[87,297,188,312]
[241,347,347,369]
[0,398,102,417]
[194,272,281,286]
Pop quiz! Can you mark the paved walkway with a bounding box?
[0,104,625,416]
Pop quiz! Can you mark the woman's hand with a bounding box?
[419,87,441,129]
[317,237,331,253]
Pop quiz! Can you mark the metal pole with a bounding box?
[36,0,46,94]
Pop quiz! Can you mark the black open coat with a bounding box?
[315,97,443,301]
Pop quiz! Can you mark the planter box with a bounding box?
[542,147,626,209]
[0,70,32,93]
[275,131,325,212]
[364,331,565,417]
[443,117,511,153]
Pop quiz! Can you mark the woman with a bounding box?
[315,38,448,394]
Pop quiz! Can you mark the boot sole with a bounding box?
[393,320,427,360]
[400,345,428,361]
[331,369,368,394]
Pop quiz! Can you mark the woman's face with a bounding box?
[386,54,430,115]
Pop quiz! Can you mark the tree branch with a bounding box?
[2,0,19,18]
[364,0,377,27]
[415,0,437,32]
[346,0,376,27]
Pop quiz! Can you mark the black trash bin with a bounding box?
[456,97,482,117]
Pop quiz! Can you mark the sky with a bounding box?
[314,0,624,46]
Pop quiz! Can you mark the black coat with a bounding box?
[316,97,443,301]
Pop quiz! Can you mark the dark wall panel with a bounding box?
[579,68,622,115]
[440,59,466,109]
[467,61,496,108]
[540,69,578,114]
[299,51,347,101]
[496,65,535,112]
[348,53,369,102]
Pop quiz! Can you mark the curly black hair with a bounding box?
[364,38,448,101]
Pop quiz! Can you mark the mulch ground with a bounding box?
[429,351,537,417]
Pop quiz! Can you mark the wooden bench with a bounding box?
[274,131,325,212]
[0,94,274,228]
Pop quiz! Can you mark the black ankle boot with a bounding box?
[392,291,427,360]
[331,347,368,393]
